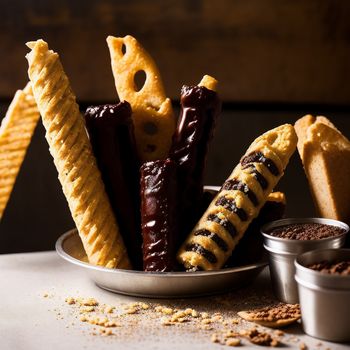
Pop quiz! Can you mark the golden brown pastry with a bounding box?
[295,115,350,222]
[0,83,40,220]
[107,35,175,161]
[177,124,297,270]
[26,39,130,269]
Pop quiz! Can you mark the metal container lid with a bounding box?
[261,218,349,255]
[295,249,350,290]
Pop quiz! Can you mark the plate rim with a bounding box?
[56,229,268,278]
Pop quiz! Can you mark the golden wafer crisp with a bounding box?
[107,35,175,161]
[0,83,40,220]
[26,39,130,269]
[178,124,297,270]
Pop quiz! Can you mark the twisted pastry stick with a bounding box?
[0,83,40,220]
[177,124,297,270]
[26,39,130,269]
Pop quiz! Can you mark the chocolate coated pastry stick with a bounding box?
[169,75,221,243]
[85,102,142,269]
[141,159,178,272]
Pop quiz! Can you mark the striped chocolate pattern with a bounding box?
[194,229,228,252]
[185,150,280,267]
[215,196,248,221]
[207,213,237,238]
[241,151,280,176]
[222,179,259,206]
[185,243,218,263]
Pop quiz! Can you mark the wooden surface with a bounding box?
[1,0,350,104]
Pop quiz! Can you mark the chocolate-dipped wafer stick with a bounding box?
[141,159,178,272]
[169,75,221,243]
[85,102,142,269]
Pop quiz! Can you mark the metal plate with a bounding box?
[56,229,267,298]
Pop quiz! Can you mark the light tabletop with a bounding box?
[0,251,348,350]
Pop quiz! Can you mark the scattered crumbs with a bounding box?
[103,305,115,314]
[240,328,279,347]
[299,342,308,350]
[43,292,49,298]
[225,338,240,347]
[201,318,212,325]
[289,336,300,343]
[79,306,95,313]
[200,324,213,331]
[231,318,240,325]
[125,307,137,314]
[46,294,302,347]
[80,298,99,307]
[65,297,75,305]
[211,333,220,343]
[274,329,284,337]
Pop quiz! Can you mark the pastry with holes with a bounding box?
[107,35,175,161]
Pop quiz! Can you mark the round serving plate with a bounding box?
[56,229,267,298]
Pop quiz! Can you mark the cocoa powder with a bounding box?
[244,303,300,322]
[307,260,350,275]
[267,223,345,240]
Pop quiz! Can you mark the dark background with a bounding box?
[1,0,349,253]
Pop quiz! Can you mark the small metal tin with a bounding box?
[295,248,350,342]
[56,229,267,298]
[261,218,348,303]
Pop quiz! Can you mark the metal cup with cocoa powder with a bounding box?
[295,248,350,342]
[261,218,348,303]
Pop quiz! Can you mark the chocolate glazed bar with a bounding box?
[169,85,221,244]
[141,159,178,271]
[85,102,142,269]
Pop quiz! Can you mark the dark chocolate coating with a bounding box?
[140,159,178,272]
[85,102,142,269]
[169,85,221,244]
